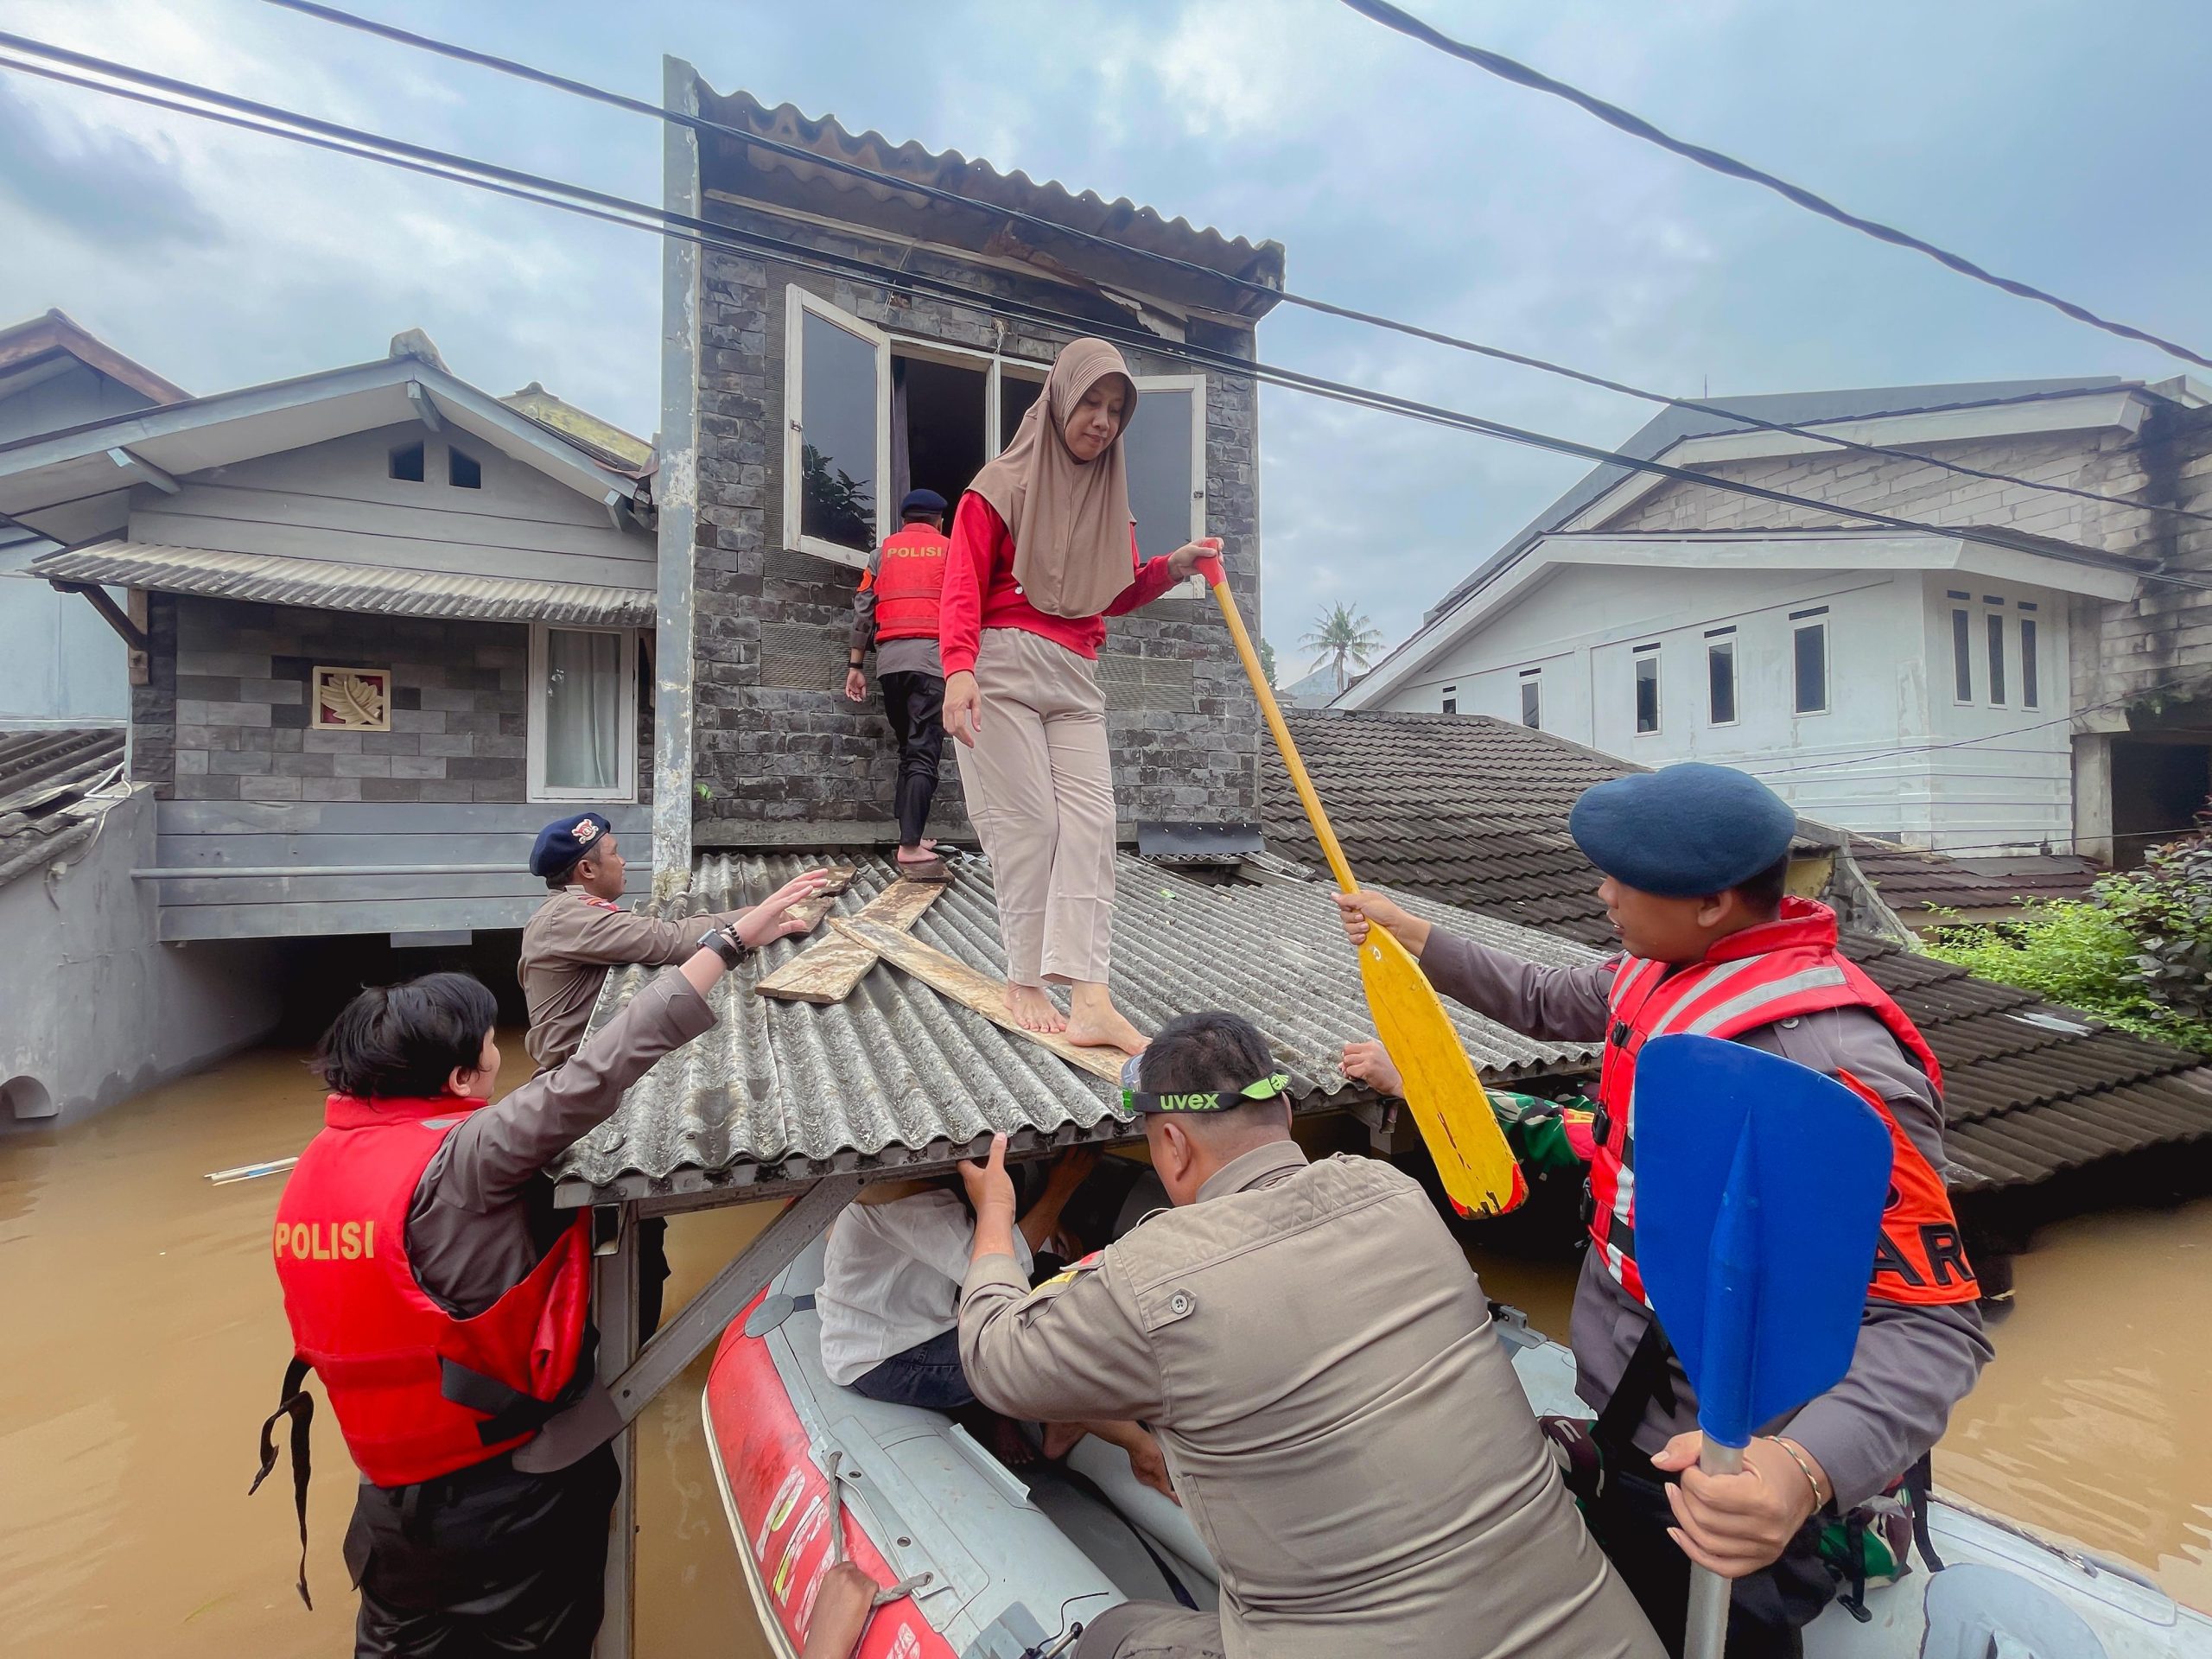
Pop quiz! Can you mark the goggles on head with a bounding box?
[1120,1055,1294,1116]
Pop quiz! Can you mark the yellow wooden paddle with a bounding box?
[1197,553,1522,1216]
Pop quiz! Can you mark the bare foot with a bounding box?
[1004,982,1068,1033]
[1065,1004,1149,1056]
[1041,1421,1088,1460]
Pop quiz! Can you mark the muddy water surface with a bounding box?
[3,1046,2206,1658]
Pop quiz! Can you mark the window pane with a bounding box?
[1986,612,2006,704]
[1441,695,1457,715]
[1708,641,1736,724]
[2021,619,2039,709]
[1123,385,1196,560]
[799,309,879,552]
[1522,678,1541,729]
[1001,373,1044,451]
[389,441,424,482]
[1635,654,1659,734]
[448,448,482,489]
[1952,610,1973,701]
[544,629,622,791]
[1793,625,1827,715]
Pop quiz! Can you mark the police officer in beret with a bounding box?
[845,487,955,881]
[1338,763,1990,1658]
[957,1009,1661,1659]
[518,816,828,1332]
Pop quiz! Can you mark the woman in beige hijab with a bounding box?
[939,339,1218,1054]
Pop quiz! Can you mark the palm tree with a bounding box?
[1301,602,1384,693]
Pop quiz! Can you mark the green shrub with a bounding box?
[2123,829,2212,1031]
[1921,891,2212,1053]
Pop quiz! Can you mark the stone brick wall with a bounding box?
[143,599,531,803]
[687,205,1263,844]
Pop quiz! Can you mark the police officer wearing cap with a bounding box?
[956,1009,1661,1659]
[518,817,827,1332]
[1338,763,1991,1658]
[846,487,955,880]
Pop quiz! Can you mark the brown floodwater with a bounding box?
[2,1046,2206,1659]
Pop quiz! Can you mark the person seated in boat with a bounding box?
[957,1011,1662,1659]
[939,335,1223,1056]
[257,923,758,1659]
[1336,761,1992,1659]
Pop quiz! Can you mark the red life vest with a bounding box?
[271,1094,593,1487]
[861,524,951,642]
[1588,898,1978,1310]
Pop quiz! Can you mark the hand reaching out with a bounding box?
[1341,1039,1404,1098]
[736,868,833,948]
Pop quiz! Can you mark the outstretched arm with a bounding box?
[1335,889,1613,1041]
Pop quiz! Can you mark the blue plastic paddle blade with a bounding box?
[1632,1033,1894,1448]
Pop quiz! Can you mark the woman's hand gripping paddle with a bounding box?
[1196,554,1521,1216]
[1631,1033,1894,1659]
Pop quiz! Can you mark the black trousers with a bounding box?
[879,670,945,848]
[1583,1459,1834,1659]
[345,1445,620,1659]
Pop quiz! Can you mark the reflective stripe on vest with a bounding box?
[272,1095,591,1486]
[868,524,950,642]
[1588,897,1974,1309]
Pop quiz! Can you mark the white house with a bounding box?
[1344,378,2212,865]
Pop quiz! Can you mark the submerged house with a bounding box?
[0,331,658,947]
[1340,378,2212,873]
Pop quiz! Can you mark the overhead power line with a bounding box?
[255,0,2212,533]
[1338,0,2212,376]
[8,35,2212,601]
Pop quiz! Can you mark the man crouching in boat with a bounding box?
[1338,762,1993,1659]
[956,1010,1662,1659]
[254,923,756,1658]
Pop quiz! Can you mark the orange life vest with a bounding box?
[271,1095,593,1486]
[861,524,951,642]
[1588,898,1978,1311]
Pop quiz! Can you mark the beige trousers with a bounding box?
[963,626,1117,986]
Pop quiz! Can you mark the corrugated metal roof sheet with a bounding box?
[1261,707,2212,1194]
[0,728,125,887]
[550,851,1599,1202]
[27,541,655,626]
[694,83,1286,320]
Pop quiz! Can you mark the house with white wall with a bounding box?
[0,309,189,728]
[1344,378,2212,867]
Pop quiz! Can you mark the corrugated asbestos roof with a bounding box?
[0,728,125,887]
[26,541,656,627]
[693,81,1286,321]
[550,851,1599,1202]
[1261,707,2212,1193]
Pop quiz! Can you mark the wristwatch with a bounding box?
[697,924,753,969]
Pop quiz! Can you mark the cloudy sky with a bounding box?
[4,0,2209,678]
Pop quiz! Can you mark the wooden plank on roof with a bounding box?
[753,878,943,1004]
[830,917,1127,1084]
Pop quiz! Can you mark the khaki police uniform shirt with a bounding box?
[409,969,715,1318]
[959,1141,1662,1659]
[518,888,747,1070]
[1421,931,1993,1510]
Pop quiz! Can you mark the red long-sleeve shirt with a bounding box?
[938,492,1183,677]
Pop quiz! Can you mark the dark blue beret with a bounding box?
[1567,764,1796,897]
[529,811,613,877]
[899,487,948,516]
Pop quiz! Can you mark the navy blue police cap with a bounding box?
[1567,763,1796,898]
[529,811,613,878]
[899,487,948,517]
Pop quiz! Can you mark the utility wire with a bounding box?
[10,34,2212,602]
[1338,0,2212,376]
[257,0,2212,532]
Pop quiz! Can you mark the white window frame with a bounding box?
[1949,606,1975,704]
[784,285,892,569]
[993,355,1050,456]
[1984,603,2008,707]
[1130,372,1209,594]
[1706,634,1738,728]
[527,622,639,804]
[1791,620,1829,716]
[1632,645,1662,736]
[1519,668,1541,730]
[2019,614,2040,710]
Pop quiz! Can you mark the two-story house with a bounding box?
[1340,378,2212,868]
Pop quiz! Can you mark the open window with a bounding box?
[1633,645,1661,735]
[529,624,638,802]
[1128,374,1206,593]
[784,288,891,567]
